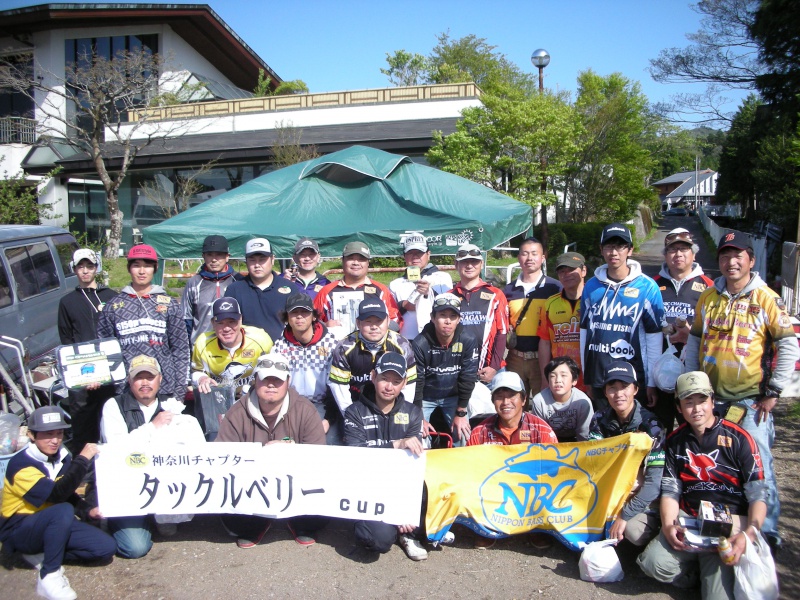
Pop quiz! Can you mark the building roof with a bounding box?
[652,171,695,186]
[0,3,279,91]
[665,171,716,199]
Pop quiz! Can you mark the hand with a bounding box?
[728,531,749,565]
[421,420,436,438]
[79,443,99,460]
[322,419,330,434]
[608,516,627,541]
[85,381,101,391]
[415,280,431,297]
[754,397,777,425]
[452,414,471,442]
[664,523,687,552]
[395,436,424,457]
[282,269,293,280]
[478,367,497,383]
[668,323,690,345]
[646,386,658,408]
[88,506,104,520]
[396,524,416,535]
[197,376,216,394]
[327,319,342,327]
[152,411,173,429]
[402,300,416,313]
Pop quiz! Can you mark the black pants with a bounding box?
[66,383,116,453]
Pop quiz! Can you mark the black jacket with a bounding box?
[412,322,479,409]
[343,383,422,449]
[58,286,117,345]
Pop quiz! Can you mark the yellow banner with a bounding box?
[424,432,652,550]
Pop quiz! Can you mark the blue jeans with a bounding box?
[422,395,464,447]
[717,399,779,537]
[107,515,152,559]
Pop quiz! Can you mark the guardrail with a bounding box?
[0,117,37,144]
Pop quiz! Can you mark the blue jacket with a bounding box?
[226,273,302,341]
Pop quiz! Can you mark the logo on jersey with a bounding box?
[609,339,635,359]
[686,449,719,482]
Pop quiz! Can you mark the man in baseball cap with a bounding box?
[285,238,330,300]
[716,230,753,254]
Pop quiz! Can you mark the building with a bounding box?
[652,169,718,211]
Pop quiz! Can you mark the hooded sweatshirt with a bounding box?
[653,262,714,326]
[579,259,666,389]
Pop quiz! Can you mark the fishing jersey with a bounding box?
[314,278,401,333]
[226,273,302,342]
[537,290,584,389]
[451,280,509,370]
[272,321,338,404]
[191,325,274,395]
[343,383,422,449]
[580,260,665,389]
[293,271,331,301]
[653,263,713,326]
[468,412,558,446]
[412,322,479,409]
[329,330,416,414]
[686,273,799,400]
[389,264,453,340]
[182,264,241,344]
[503,274,561,352]
[97,285,190,397]
[663,418,765,517]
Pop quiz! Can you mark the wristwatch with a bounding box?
[763,386,781,399]
[455,408,468,418]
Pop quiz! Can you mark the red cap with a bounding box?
[127,244,158,262]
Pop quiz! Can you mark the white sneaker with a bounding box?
[22,552,44,570]
[440,531,456,545]
[36,570,77,600]
[398,534,428,561]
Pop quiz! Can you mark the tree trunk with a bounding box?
[104,189,123,260]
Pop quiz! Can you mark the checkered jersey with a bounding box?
[272,322,338,404]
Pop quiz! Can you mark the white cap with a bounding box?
[254,353,290,381]
[403,233,428,253]
[245,238,272,257]
[456,243,482,261]
[72,248,98,266]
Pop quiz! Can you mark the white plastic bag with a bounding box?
[733,530,779,600]
[652,345,685,392]
[579,538,624,583]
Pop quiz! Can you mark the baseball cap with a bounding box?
[127,244,158,262]
[664,228,693,248]
[717,230,752,254]
[491,371,526,394]
[342,241,371,259]
[28,406,71,432]
[603,360,637,386]
[285,292,314,313]
[212,297,242,321]
[432,292,461,315]
[455,243,482,261]
[555,251,586,270]
[294,237,320,255]
[600,223,633,246]
[403,233,428,253]
[254,353,290,381]
[675,371,714,400]
[128,354,161,378]
[357,298,388,321]
[374,351,407,379]
[202,235,229,253]
[245,238,272,257]
[72,248,98,266]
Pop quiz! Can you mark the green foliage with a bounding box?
[254,69,272,97]
[381,50,430,86]
[273,80,309,96]
[0,160,59,224]
[534,222,609,264]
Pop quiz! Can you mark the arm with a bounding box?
[44,452,93,504]
[538,340,552,388]
[296,401,326,445]
[659,495,688,551]
[684,334,701,372]
[181,282,195,340]
[100,398,166,445]
[576,398,594,441]
[579,328,587,376]
[57,298,74,345]
[412,338,426,407]
[342,406,369,447]
[168,302,191,393]
[457,334,479,409]
[328,342,354,414]
[645,331,663,407]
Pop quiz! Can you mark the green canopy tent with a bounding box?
[142,145,532,259]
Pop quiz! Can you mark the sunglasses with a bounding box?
[433,296,461,309]
[256,358,290,372]
[456,248,482,258]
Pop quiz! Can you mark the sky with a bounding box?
[1,0,751,124]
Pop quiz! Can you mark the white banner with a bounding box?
[96,443,425,525]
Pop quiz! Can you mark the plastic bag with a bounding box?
[652,345,685,392]
[0,413,21,455]
[579,538,624,583]
[734,530,779,600]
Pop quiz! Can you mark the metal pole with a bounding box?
[538,65,549,252]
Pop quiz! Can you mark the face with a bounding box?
[203,251,229,273]
[548,364,577,399]
[456,258,482,281]
[432,309,460,338]
[246,253,274,281]
[718,248,754,287]
[128,259,155,287]
[287,308,314,336]
[30,429,64,456]
[358,315,388,342]
[74,259,97,285]
[343,253,369,279]
[130,370,161,403]
[255,374,289,406]
[404,249,430,268]
[604,380,638,419]
[665,243,694,274]
[492,388,525,425]
[600,241,632,270]
[213,317,242,346]
[518,242,544,276]
[293,248,319,272]
[556,264,586,291]
[678,393,715,431]
[372,370,406,403]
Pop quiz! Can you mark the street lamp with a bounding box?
[531,49,550,248]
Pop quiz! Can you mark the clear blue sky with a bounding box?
[2,0,750,123]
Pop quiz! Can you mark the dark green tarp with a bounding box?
[143,145,532,258]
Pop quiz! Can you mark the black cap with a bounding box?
[603,360,638,386]
[28,406,71,432]
[285,292,314,313]
[600,223,633,246]
[202,235,229,253]
[717,230,752,254]
[212,297,242,321]
[374,351,407,378]
[357,298,387,320]
[294,237,320,255]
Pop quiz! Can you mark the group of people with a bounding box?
[1,221,796,600]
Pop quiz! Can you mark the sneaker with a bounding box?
[473,535,496,549]
[528,532,553,549]
[36,570,77,600]
[287,523,316,546]
[22,552,44,570]
[236,522,271,549]
[155,522,178,537]
[398,534,428,561]
[440,531,456,545]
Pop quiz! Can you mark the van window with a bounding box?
[5,242,60,300]
[0,261,12,308]
[52,233,79,275]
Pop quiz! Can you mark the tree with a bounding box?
[271,121,319,168]
[716,95,762,216]
[751,0,800,120]
[138,160,219,220]
[381,50,430,86]
[0,158,58,224]
[253,69,308,97]
[0,47,193,258]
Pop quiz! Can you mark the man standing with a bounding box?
[538,252,587,391]
[314,241,401,332]
[390,233,453,341]
[450,243,509,387]
[580,224,665,409]
[685,231,799,551]
[57,248,117,451]
[182,235,241,344]
[329,298,416,415]
[283,237,330,300]
[226,238,302,341]
[637,371,767,598]
[412,293,478,445]
[503,238,561,398]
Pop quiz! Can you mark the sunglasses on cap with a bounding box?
[456,248,482,258]
[256,358,290,372]
[433,295,461,309]
[664,232,693,245]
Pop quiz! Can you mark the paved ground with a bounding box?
[1,214,795,599]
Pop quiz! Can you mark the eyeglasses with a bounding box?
[601,243,630,253]
[456,249,482,258]
[256,358,290,372]
[666,246,693,255]
[433,296,461,309]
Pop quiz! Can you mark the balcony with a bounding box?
[0,117,37,145]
